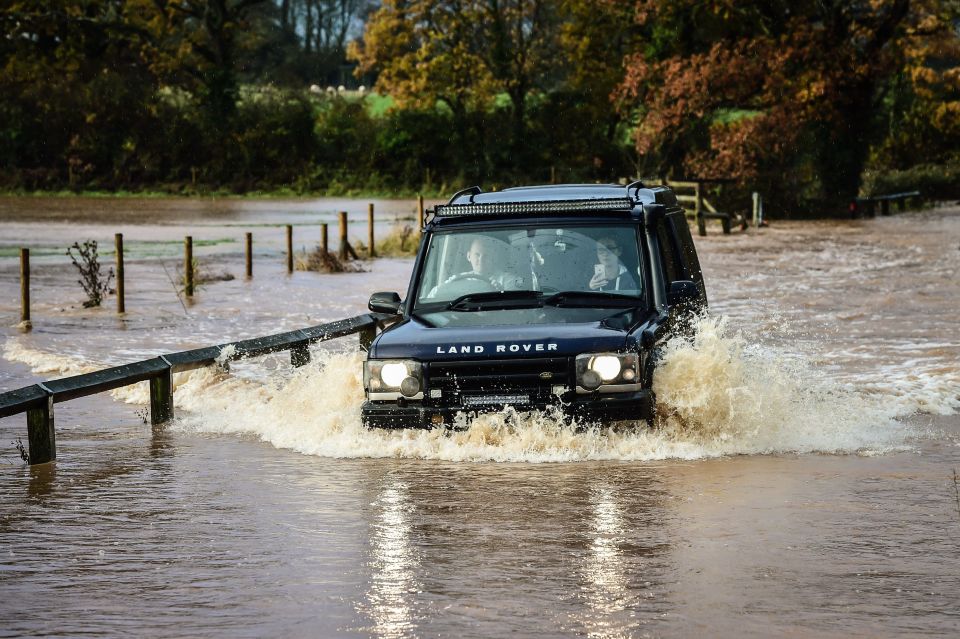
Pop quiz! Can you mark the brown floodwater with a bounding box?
[1,197,958,638]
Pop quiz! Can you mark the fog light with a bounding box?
[400,376,421,397]
[430,414,445,425]
[622,368,635,381]
[581,370,602,390]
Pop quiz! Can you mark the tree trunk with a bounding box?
[280,0,290,32]
[814,78,877,209]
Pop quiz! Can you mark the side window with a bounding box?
[418,236,441,296]
[668,213,707,301]
[656,222,680,284]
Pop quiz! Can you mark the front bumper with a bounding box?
[361,390,654,429]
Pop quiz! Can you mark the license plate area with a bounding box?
[461,394,530,407]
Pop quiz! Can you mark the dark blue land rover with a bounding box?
[361,183,707,428]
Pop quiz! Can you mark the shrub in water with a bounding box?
[66,240,114,307]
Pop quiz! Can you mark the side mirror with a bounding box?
[369,291,402,314]
[667,280,700,308]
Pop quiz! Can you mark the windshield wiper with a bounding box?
[542,291,641,308]
[445,290,543,312]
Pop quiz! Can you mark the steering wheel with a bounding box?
[444,272,494,285]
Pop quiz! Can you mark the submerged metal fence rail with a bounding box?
[851,191,922,217]
[0,312,392,465]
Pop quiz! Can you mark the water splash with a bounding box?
[650,315,910,455]
[2,341,98,377]
[164,315,917,461]
[1,315,930,462]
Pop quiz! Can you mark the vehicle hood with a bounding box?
[371,315,643,361]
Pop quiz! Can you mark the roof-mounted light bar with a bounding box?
[434,197,635,217]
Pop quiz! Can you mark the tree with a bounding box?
[148,0,271,127]
[266,0,375,86]
[0,0,162,187]
[616,0,921,210]
[869,0,960,171]
[349,0,497,176]
[350,0,565,174]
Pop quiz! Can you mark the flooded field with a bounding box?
[1,196,958,637]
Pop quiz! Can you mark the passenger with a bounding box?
[588,236,638,292]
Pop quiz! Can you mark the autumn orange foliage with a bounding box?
[617,0,956,211]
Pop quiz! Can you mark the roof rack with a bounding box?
[434,197,635,218]
[625,179,645,201]
[447,185,482,204]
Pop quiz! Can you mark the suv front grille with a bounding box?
[426,357,570,404]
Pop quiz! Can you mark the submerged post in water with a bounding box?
[19,248,31,330]
[27,393,55,464]
[115,233,125,313]
[184,236,194,297]
[339,212,349,260]
[368,203,376,258]
[150,366,174,425]
[290,342,310,367]
[245,232,253,278]
[286,225,294,273]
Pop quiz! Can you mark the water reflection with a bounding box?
[578,483,630,638]
[27,460,56,498]
[365,478,421,639]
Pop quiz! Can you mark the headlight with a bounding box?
[590,355,621,381]
[365,359,423,397]
[380,362,408,387]
[575,352,639,390]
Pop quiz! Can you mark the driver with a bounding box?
[465,237,513,288]
[428,237,521,296]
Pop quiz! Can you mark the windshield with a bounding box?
[414,224,645,313]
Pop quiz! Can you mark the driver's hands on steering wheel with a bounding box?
[446,272,495,286]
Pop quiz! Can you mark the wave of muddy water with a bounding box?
[1,197,959,637]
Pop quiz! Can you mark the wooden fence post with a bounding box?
[184,236,194,297]
[321,223,328,255]
[115,233,125,313]
[286,225,294,273]
[338,212,359,261]
[27,393,55,465]
[368,203,376,258]
[20,248,31,330]
[695,182,706,236]
[245,232,252,278]
[417,195,425,230]
[339,212,348,260]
